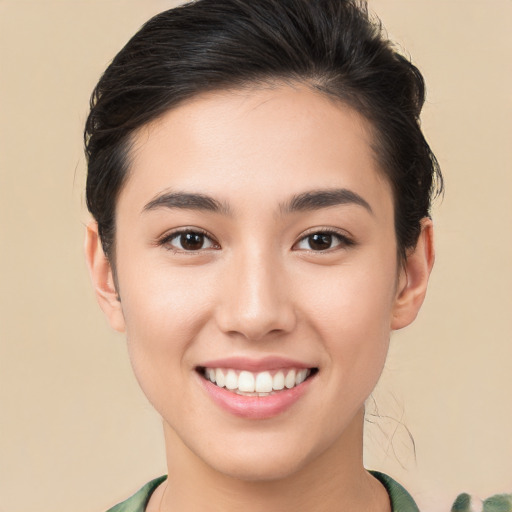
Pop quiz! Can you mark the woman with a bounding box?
[84,0,442,510]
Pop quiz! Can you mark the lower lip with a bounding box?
[198,373,314,420]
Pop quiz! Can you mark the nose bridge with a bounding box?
[217,242,295,340]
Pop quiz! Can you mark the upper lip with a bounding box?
[197,356,315,372]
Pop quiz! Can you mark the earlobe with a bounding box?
[391,218,435,330]
[84,222,126,333]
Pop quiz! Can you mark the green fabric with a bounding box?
[105,471,419,511]
[451,493,472,511]
[451,492,512,512]
[483,494,512,512]
[370,471,420,511]
[106,476,166,512]
[106,473,512,512]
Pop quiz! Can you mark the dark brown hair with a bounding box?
[85,0,442,261]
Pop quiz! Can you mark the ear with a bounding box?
[391,218,435,330]
[84,222,125,333]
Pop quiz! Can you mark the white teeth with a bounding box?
[215,368,225,388]
[296,369,308,385]
[238,371,255,392]
[204,367,312,394]
[225,369,238,390]
[272,371,285,390]
[284,369,296,389]
[255,371,273,393]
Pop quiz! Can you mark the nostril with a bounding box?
[214,270,297,340]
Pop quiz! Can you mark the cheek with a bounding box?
[119,253,215,333]
[302,255,397,334]
[116,260,216,397]
[299,255,397,385]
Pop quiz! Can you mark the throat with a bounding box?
[158,469,390,512]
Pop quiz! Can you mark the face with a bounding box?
[88,84,431,482]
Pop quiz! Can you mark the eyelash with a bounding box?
[293,228,355,252]
[158,228,219,253]
[157,227,355,253]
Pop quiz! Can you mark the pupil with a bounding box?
[181,232,204,250]
[309,233,332,250]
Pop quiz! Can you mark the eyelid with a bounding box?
[157,227,220,252]
[293,227,355,251]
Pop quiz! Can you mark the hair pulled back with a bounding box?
[85,0,442,261]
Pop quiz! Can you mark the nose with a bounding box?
[215,248,296,341]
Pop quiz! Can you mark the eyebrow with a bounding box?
[142,187,372,217]
[143,191,232,215]
[281,188,373,215]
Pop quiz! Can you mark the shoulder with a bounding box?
[370,471,512,512]
[106,476,167,512]
[370,470,420,512]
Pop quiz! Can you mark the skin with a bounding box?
[86,83,434,512]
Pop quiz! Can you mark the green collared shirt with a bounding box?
[105,471,419,512]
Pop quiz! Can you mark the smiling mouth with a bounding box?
[197,367,318,396]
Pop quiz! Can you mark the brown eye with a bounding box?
[165,230,217,251]
[295,231,353,251]
[307,233,333,251]
[180,232,205,250]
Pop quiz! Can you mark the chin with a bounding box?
[207,451,308,482]
[190,433,322,483]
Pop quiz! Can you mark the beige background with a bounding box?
[1,1,511,511]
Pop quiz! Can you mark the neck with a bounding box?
[158,409,390,512]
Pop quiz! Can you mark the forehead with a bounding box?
[121,84,393,218]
